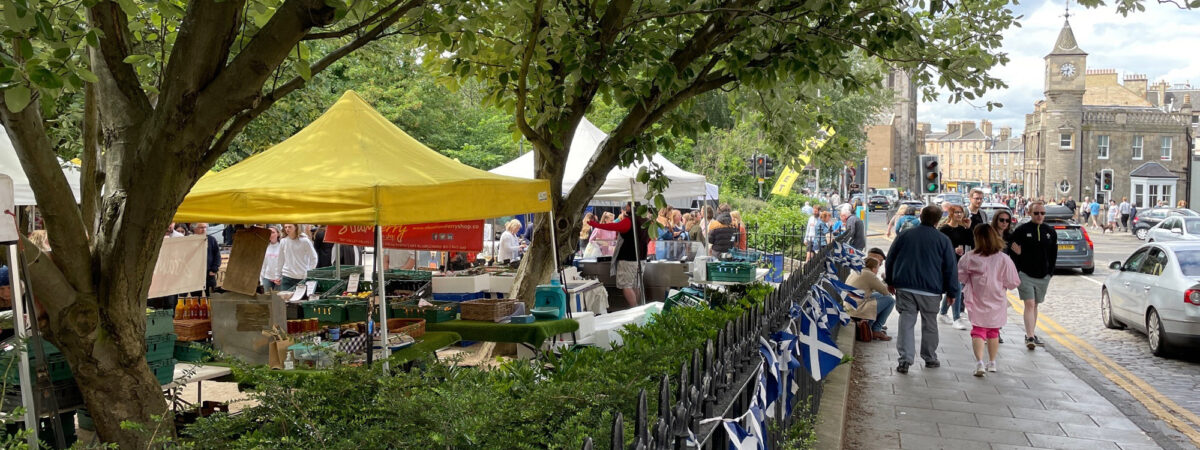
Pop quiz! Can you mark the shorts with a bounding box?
[615,260,639,289]
[970,326,1001,340]
[1017,272,1051,304]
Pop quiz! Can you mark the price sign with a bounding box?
[305,280,318,299]
[289,284,308,302]
[348,273,361,293]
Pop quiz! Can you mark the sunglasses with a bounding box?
[1031,212,1046,216]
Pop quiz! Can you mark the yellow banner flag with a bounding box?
[769,127,835,196]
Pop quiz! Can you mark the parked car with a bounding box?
[867,195,890,211]
[1102,242,1200,356]
[1017,206,1094,274]
[1146,217,1200,243]
[875,188,899,205]
[899,200,926,212]
[980,202,1012,221]
[1131,207,1199,241]
[933,193,964,206]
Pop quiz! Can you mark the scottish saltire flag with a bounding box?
[746,401,768,450]
[828,241,866,272]
[796,309,844,381]
[827,278,864,309]
[771,330,803,414]
[758,338,781,418]
[805,287,830,330]
[824,258,839,277]
[817,283,851,326]
[723,419,761,450]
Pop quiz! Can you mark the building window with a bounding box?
[1161,136,1173,160]
[1132,135,1143,160]
[1060,133,1072,149]
[1097,135,1109,159]
[1193,114,1199,125]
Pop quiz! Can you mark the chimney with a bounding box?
[981,120,993,137]
[1124,73,1148,99]
[946,122,961,134]
[1000,127,1012,141]
[960,121,977,133]
[917,122,931,136]
[1157,80,1169,108]
[1184,94,1193,114]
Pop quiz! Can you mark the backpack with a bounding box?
[896,215,918,234]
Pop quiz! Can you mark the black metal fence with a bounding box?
[743,223,808,279]
[582,234,848,449]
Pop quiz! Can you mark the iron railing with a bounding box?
[582,234,848,449]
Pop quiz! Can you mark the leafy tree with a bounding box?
[424,0,1018,300]
[0,0,429,444]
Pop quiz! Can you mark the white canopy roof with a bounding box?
[490,118,713,202]
[0,125,82,206]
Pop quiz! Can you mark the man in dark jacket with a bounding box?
[193,223,222,295]
[839,205,866,250]
[884,205,960,374]
[1009,201,1057,349]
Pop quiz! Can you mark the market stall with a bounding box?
[175,91,574,372]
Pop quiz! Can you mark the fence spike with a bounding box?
[635,389,649,448]
[582,437,594,450]
[610,412,623,450]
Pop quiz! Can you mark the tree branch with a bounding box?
[515,0,549,148]
[87,1,153,119]
[157,0,247,120]
[302,0,407,40]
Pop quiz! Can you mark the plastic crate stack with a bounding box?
[144,309,177,386]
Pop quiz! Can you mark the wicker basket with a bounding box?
[459,299,518,322]
[174,319,212,342]
[387,318,426,339]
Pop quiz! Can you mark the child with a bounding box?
[957,224,1021,377]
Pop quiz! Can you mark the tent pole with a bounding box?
[334,243,341,278]
[377,225,390,372]
[628,180,644,305]
[9,241,37,448]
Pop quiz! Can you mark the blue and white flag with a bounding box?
[723,419,761,450]
[817,283,851,326]
[796,309,844,381]
[771,330,804,414]
[828,242,866,272]
[758,338,781,418]
[827,278,864,309]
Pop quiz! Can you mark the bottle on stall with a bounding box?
[205,297,212,319]
[174,297,186,320]
[182,297,193,319]
[189,297,200,320]
[199,297,209,320]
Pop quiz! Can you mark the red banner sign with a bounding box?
[325,221,484,252]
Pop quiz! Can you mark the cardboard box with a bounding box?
[211,292,286,365]
[488,274,515,293]
[432,274,490,293]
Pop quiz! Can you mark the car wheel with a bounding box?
[1136,228,1149,240]
[1082,267,1095,275]
[1147,308,1171,357]
[1101,289,1123,329]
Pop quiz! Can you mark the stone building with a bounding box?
[986,128,1024,194]
[864,68,919,192]
[1023,19,1192,207]
[921,120,997,192]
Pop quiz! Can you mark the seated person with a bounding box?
[844,257,896,341]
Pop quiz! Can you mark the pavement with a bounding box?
[841,210,1200,450]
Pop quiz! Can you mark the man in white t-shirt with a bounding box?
[384,248,417,270]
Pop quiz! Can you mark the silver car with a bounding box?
[1102,242,1200,356]
[1145,216,1200,243]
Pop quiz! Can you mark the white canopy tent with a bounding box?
[0,126,82,205]
[490,118,715,206]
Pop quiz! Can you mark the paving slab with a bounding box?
[843,305,1161,449]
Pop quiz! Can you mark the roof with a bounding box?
[1129,162,1179,179]
[935,128,989,141]
[1047,20,1086,57]
[987,137,1024,152]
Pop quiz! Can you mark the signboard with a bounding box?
[222,227,271,296]
[770,127,836,196]
[325,220,484,252]
[148,235,206,298]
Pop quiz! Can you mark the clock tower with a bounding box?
[1039,18,1087,199]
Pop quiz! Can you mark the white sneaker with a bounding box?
[974,362,986,377]
[938,314,952,325]
[986,361,997,372]
[952,318,970,330]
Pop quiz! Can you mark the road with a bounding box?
[864,210,1200,449]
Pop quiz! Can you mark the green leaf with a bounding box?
[4,85,31,113]
[29,66,62,89]
[77,68,98,83]
[296,59,312,81]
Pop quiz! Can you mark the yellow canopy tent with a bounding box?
[175,90,550,225]
[174,91,555,370]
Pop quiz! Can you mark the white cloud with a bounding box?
[917,0,1200,135]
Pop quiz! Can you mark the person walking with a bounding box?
[937,204,972,330]
[1010,201,1057,349]
[884,205,961,374]
[279,224,318,292]
[1089,199,1102,229]
[1119,197,1132,231]
[958,224,1021,376]
[966,188,989,230]
[840,204,866,251]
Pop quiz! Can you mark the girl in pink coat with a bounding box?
[958,224,1021,377]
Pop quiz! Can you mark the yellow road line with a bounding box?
[1006,293,1200,446]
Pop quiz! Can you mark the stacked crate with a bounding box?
[144,309,177,385]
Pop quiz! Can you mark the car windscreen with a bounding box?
[1186,220,1200,235]
[941,194,963,203]
[1173,250,1200,277]
[1054,228,1083,241]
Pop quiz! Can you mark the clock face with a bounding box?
[1060,63,1077,78]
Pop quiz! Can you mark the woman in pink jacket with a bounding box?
[958,224,1021,377]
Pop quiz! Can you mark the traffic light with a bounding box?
[755,155,766,178]
[1102,170,1113,191]
[764,156,775,177]
[746,156,759,178]
[1094,172,1101,187]
[889,173,896,183]
[919,155,940,193]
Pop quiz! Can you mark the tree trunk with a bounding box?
[510,201,584,305]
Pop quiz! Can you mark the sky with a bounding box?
[917,0,1200,136]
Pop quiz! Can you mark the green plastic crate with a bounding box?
[301,300,348,323]
[174,341,211,363]
[78,408,94,431]
[1,352,73,385]
[345,300,381,322]
[317,279,349,297]
[146,309,175,337]
[707,262,756,283]
[306,265,364,279]
[145,333,176,361]
[148,358,176,385]
[393,301,457,323]
[384,269,432,280]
